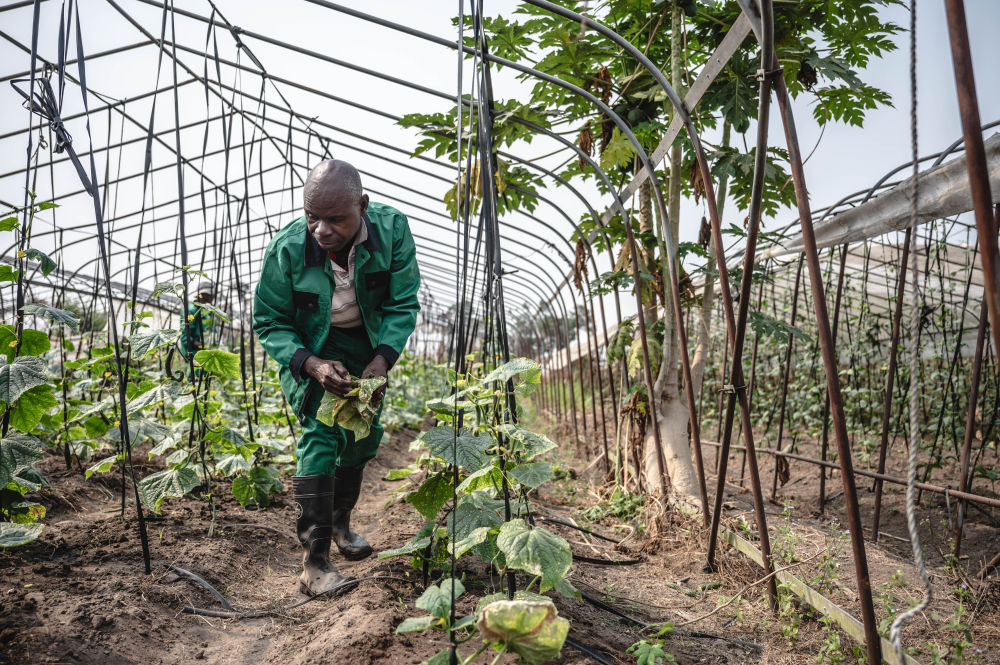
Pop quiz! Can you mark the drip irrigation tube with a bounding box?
[180,575,420,619]
[564,636,617,665]
[536,516,620,544]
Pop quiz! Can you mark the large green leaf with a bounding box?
[477,599,569,664]
[480,357,540,386]
[496,520,572,593]
[127,382,180,414]
[85,453,122,479]
[395,615,439,634]
[406,473,453,520]
[496,424,557,460]
[449,525,493,559]
[0,522,44,548]
[193,349,241,382]
[419,426,491,471]
[22,303,80,332]
[0,433,44,487]
[456,464,503,493]
[24,248,56,276]
[0,326,50,361]
[232,467,281,507]
[452,490,503,540]
[128,329,180,359]
[138,466,201,513]
[378,524,437,560]
[508,461,554,489]
[0,356,48,404]
[415,577,465,620]
[215,453,252,476]
[9,384,57,432]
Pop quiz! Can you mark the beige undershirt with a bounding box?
[329,223,367,329]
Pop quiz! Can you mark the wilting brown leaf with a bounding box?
[573,238,590,292]
[577,125,594,170]
[698,215,711,248]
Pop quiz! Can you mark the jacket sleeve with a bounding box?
[252,242,312,380]
[375,213,421,367]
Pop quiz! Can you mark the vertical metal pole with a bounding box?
[818,244,849,512]
[772,71,883,665]
[953,296,987,559]
[872,229,912,541]
[770,253,804,499]
[944,0,1000,359]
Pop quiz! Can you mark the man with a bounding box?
[253,160,420,596]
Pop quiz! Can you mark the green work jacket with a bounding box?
[252,202,421,417]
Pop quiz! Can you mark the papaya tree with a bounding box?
[399,0,901,501]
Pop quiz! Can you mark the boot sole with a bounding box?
[338,546,373,561]
[299,578,355,597]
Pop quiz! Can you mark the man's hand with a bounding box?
[361,355,389,402]
[304,355,352,396]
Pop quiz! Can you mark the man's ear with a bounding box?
[359,194,370,216]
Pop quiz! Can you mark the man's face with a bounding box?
[304,185,368,253]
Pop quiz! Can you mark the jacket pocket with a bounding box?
[292,289,320,313]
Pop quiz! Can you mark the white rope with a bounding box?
[890,1,933,660]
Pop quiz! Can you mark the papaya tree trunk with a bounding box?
[643,3,701,503]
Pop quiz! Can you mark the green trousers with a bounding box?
[295,325,384,475]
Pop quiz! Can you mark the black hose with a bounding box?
[572,553,643,566]
[578,590,763,652]
[181,575,420,619]
[537,516,621,544]
[564,636,617,665]
[168,564,233,610]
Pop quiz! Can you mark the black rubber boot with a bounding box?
[331,466,373,560]
[293,475,351,596]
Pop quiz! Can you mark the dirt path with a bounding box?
[2,428,765,665]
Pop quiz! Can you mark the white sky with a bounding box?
[0,0,997,327]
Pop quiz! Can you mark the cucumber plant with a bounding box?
[384,356,575,664]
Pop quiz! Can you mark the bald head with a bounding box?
[304,159,363,203]
[303,159,369,253]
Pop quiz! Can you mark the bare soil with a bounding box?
[0,427,755,665]
[5,415,997,665]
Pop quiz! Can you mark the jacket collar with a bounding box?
[303,211,380,267]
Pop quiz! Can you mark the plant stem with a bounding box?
[461,643,488,665]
